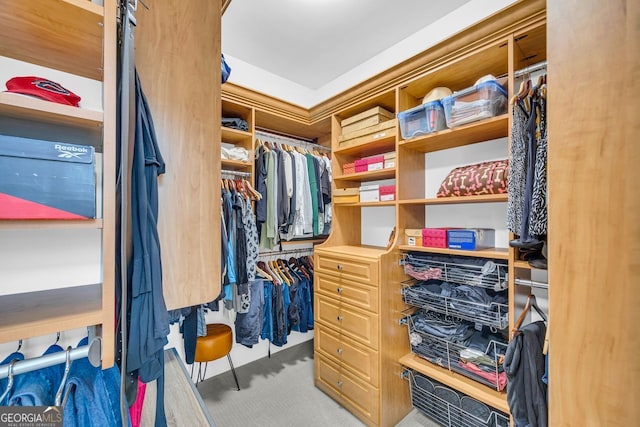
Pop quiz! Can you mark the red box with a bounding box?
[343,162,355,174]
[422,228,454,248]
[355,158,368,173]
[366,155,384,164]
[379,184,396,201]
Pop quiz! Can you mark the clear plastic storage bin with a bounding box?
[398,100,447,139]
[441,81,508,128]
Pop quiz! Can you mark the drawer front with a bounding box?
[316,272,379,313]
[317,296,379,350]
[315,354,379,425]
[316,326,379,386]
[316,253,378,285]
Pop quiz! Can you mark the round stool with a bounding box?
[192,324,240,390]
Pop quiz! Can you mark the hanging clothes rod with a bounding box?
[514,277,549,290]
[221,169,251,178]
[0,337,102,380]
[514,61,547,78]
[256,128,331,153]
[258,248,314,258]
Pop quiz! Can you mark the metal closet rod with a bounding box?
[255,128,331,152]
[221,169,251,178]
[514,61,547,78]
[258,248,314,258]
[0,337,102,380]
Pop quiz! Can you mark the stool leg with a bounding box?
[227,354,240,391]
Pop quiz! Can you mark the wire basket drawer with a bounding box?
[402,280,508,330]
[406,311,508,391]
[406,370,509,427]
[402,252,508,291]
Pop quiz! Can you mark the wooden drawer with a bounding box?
[317,295,379,350]
[316,326,379,386]
[315,252,378,285]
[316,272,378,313]
[315,354,379,425]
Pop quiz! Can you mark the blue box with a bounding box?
[441,81,508,128]
[397,100,447,139]
[0,135,96,219]
[447,228,495,250]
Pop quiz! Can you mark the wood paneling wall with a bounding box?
[134,0,221,310]
[548,0,640,425]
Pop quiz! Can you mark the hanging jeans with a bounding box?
[260,281,274,342]
[235,279,265,347]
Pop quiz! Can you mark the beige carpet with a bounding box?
[197,341,438,427]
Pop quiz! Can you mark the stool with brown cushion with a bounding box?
[192,323,240,390]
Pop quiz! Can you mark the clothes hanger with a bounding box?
[0,359,18,404]
[54,346,72,406]
[277,259,295,283]
[512,294,547,338]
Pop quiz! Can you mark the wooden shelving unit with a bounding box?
[221,158,252,169]
[400,353,509,414]
[0,0,116,367]
[335,201,397,208]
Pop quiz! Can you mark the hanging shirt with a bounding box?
[260,150,278,249]
[305,153,319,236]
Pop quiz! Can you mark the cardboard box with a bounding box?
[405,229,423,246]
[366,155,384,171]
[379,184,396,201]
[334,187,359,204]
[447,228,495,250]
[341,106,394,128]
[422,228,454,248]
[342,162,355,175]
[359,184,380,203]
[338,119,397,149]
[0,135,96,219]
[384,151,396,168]
[355,158,368,173]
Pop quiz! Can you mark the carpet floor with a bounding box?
[197,340,438,427]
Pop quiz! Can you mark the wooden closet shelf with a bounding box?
[399,194,508,205]
[399,115,508,153]
[398,245,509,260]
[221,158,252,169]
[0,283,104,343]
[221,127,253,144]
[400,353,509,413]
[334,134,396,157]
[335,201,396,207]
[0,0,104,80]
[335,168,396,183]
[0,92,104,128]
[0,219,103,230]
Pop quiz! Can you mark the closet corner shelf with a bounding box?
[281,237,327,246]
[334,168,396,183]
[221,127,253,144]
[0,283,103,343]
[0,219,103,230]
[0,0,104,80]
[0,92,104,128]
[400,353,509,413]
[221,158,252,169]
[398,245,509,260]
[399,194,508,205]
[333,134,396,157]
[399,115,508,153]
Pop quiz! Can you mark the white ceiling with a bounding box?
[222,0,472,90]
